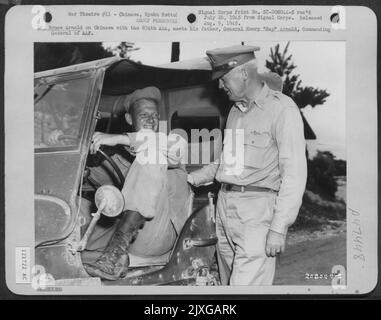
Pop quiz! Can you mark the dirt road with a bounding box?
[274,233,346,286]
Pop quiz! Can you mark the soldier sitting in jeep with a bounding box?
[78,86,190,280]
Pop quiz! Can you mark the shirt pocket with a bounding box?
[243,130,272,168]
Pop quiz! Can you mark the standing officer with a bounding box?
[188,45,307,285]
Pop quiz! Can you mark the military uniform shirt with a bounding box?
[190,82,307,234]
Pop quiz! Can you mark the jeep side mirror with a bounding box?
[94,185,124,217]
[77,185,124,251]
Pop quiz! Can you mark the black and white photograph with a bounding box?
[3,4,377,296]
[32,40,346,287]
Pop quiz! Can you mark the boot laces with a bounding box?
[97,231,130,265]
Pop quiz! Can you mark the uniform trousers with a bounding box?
[216,189,277,285]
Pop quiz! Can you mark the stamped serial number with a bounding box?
[305,272,341,280]
[15,247,31,283]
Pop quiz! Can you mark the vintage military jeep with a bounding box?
[34,56,229,286]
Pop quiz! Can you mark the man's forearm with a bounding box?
[189,162,219,186]
[270,155,307,235]
[113,134,131,146]
[91,132,132,154]
[272,105,307,235]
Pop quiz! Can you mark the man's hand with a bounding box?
[265,230,286,257]
[187,174,195,185]
[90,132,123,154]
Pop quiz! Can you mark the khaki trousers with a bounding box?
[216,189,277,285]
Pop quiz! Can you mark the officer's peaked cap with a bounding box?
[206,45,260,80]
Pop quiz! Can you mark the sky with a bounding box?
[104,41,346,160]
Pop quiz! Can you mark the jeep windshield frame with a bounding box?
[34,70,97,153]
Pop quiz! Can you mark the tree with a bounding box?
[266,42,330,109]
[334,159,346,176]
[34,42,114,72]
[104,42,140,60]
[266,43,343,201]
[307,151,338,200]
[34,42,142,72]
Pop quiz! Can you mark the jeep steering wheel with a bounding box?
[96,148,125,190]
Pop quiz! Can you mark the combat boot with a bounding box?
[83,210,145,280]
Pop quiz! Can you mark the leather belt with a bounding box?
[221,183,277,193]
